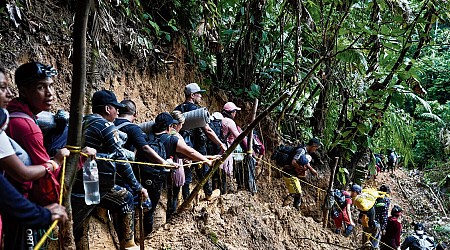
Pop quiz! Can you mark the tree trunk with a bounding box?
[61,0,92,248]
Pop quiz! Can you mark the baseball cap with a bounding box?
[308,138,323,148]
[379,184,391,194]
[184,83,206,95]
[223,102,241,112]
[351,184,362,194]
[296,154,311,165]
[15,62,58,87]
[414,223,425,235]
[155,112,179,129]
[92,90,126,108]
[391,205,403,215]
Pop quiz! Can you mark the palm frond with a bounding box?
[419,113,445,125]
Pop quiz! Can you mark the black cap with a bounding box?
[391,205,403,215]
[414,223,425,234]
[155,112,179,129]
[15,62,58,87]
[308,138,323,147]
[379,184,391,194]
[92,90,126,108]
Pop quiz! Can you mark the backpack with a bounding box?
[178,103,207,148]
[146,133,170,160]
[206,119,227,155]
[252,131,265,156]
[388,152,397,163]
[271,145,302,167]
[354,189,387,211]
[412,234,435,250]
[333,190,348,208]
[374,196,389,227]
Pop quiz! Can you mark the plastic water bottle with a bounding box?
[83,158,100,205]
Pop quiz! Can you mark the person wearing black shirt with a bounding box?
[174,83,226,199]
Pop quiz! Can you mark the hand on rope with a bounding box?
[34,155,68,250]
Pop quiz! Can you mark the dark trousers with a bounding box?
[2,221,37,250]
[212,168,227,194]
[140,169,166,235]
[72,185,134,242]
[195,146,212,196]
[166,176,182,221]
[182,166,192,200]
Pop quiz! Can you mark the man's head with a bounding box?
[154,112,179,133]
[91,90,125,122]
[118,99,137,120]
[350,184,362,197]
[379,184,391,194]
[184,83,206,104]
[306,138,323,153]
[15,62,58,113]
[391,205,403,217]
[414,223,425,235]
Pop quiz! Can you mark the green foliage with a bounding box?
[373,108,415,167]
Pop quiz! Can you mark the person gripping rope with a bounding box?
[174,83,226,200]
[71,90,146,250]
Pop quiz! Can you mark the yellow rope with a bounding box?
[34,156,67,250]
[363,231,396,250]
[78,151,217,169]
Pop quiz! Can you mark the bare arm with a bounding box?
[176,139,212,166]
[0,154,56,182]
[346,203,355,226]
[307,163,318,176]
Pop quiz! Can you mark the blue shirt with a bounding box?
[0,174,51,228]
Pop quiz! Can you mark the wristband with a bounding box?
[43,164,51,174]
[47,160,59,172]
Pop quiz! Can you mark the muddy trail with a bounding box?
[86,165,449,250]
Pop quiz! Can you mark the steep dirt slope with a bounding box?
[372,170,450,244]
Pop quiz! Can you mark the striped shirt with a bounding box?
[83,114,141,193]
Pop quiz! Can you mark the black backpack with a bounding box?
[207,119,223,155]
[271,144,302,166]
[146,133,170,160]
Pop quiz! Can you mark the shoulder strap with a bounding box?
[115,121,133,130]
[9,112,36,123]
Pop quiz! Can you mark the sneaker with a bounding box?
[205,189,221,201]
[344,225,353,237]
